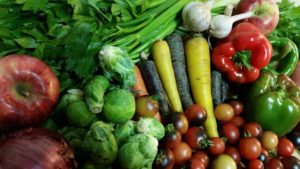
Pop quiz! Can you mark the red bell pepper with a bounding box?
[212,22,272,83]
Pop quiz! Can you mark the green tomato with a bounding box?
[212,154,237,169]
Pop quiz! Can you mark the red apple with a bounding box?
[0,54,60,131]
[236,0,279,35]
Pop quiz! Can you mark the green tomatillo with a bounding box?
[244,71,300,137]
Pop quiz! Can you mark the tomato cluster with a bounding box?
[153,99,300,169]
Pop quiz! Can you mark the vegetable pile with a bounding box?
[1,0,300,169]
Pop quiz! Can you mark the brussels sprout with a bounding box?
[113,120,137,146]
[118,133,158,169]
[136,117,165,140]
[59,126,88,160]
[66,100,97,127]
[83,121,118,165]
[98,45,136,88]
[84,75,110,114]
[52,89,83,120]
[103,89,135,124]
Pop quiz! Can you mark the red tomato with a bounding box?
[224,146,241,164]
[243,122,263,138]
[191,151,209,168]
[173,142,192,165]
[185,104,207,126]
[184,127,208,150]
[238,137,262,160]
[277,137,294,157]
[169,113,189,134]
[163,125,182,150]
[266,158,284,169]
[228,116,245,128]
[208,137,225,156]
[226,99,244,115]
[153,147,175,169]
[220,122,241,144]
[185,159,206,169]
[248,159,264,169]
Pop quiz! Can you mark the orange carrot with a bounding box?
[133,65,148,97]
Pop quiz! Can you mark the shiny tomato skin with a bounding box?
[184,127,208,150]
[220,122,241,144]
[277,137,294,157]
[243,122,263,138]
[185,159,206,169]
[226,99,244,115]
[163,128,182,150]
[173,142,192,165]
[185,104,207,126]
[169,113,189,134]
[214,103,235,122]
[281,156,300,169]
[191,151,209,168]
[248,159,264,169]
[136,96,159,117]
[238,137,262,160]
[266,158,284,169]
[228,116,246,128]
[208,137,225,156]
[153,147,175,169]
[225,146,241,164]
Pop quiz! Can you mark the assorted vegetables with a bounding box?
[1,0,300,169]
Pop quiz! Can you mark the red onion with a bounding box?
[0,128,77,169]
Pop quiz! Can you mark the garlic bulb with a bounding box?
[182,1,214,32]
[209,11,253,39]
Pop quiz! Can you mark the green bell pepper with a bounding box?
[245,71,300,137]
[264,37,299,76]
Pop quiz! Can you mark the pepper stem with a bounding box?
[232,50,252,70]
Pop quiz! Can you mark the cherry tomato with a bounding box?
[169,113,189,134]
[243,122,263,138]
[258,148,269,165]
[220,122,241,144]
[224,146,241,164]
[153,147,175,169]
[277,137,294,157]
[163,124,182,149]
[214,103,234,122]
[184,127,208,150]
[191,151,209,168]
[260,131,278,151]
[228,116,246,128]
[238,137,262,160]
[266,158,284,169]
[226,99,244,115]
[136,96,159,117]
[248,159,264,169]
[287,131,300,149]
[185,159,206,169]
[173,142,192,165]
[185,104,207,126]
[212,154,237,169]
[281,156,300,169]
[208,137,225,156]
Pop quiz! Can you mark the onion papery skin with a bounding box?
[0,128,77,169]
